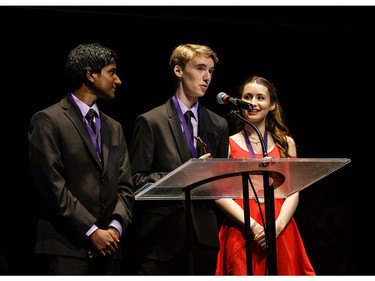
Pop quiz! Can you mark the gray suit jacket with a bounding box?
[28,95,134,259]
[129,97,229,261]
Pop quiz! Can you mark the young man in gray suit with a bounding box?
[125,43,229,275]
[28,43,134,274]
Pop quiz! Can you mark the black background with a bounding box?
[1,5,373,275]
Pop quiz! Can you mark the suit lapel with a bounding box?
[62,96,103,168]
[166,98,191,161]
[99,115,109,172]
[197,106,210,157]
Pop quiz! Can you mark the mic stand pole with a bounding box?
[229,110,278,275]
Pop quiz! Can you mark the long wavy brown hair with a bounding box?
[234,75,294,158]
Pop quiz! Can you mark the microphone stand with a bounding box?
[229,109,278,275]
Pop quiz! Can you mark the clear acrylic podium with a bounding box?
[135,157,351,275]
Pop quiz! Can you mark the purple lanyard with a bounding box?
[172,95,198,158]
[242,130,268,158]
[68,93,102,161]
[86,118,102,161]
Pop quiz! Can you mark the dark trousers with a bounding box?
[135,243,218,275]
[122,203,219,275]
[34,254,122,275]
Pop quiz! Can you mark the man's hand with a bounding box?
[88,228,120,258]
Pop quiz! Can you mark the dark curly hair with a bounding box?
[65,43,120,92]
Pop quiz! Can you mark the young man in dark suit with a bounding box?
[126,43,229,275]
[28,43,134,274]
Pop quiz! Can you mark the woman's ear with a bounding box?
[269,105,275,111]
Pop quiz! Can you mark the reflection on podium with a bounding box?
[135,157,351,275]
[135,157,351,200]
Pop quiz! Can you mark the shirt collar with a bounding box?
[70,93,99,117]
[177,97,198,120]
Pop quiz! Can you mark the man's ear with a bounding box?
[86,70,95,83]
[174,65,183,78]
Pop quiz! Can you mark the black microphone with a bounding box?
[216,92,253,111]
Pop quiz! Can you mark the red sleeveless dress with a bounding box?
[215,138,315,275]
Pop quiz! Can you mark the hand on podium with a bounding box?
[199,153,212,159]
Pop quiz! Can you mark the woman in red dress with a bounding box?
[215,75,315,275]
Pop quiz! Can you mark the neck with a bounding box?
[175,91,198,109]
[244,124,265,138]
[73,88,97,107]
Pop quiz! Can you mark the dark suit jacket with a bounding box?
[28,95,134,259]
[129,97,229,261]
